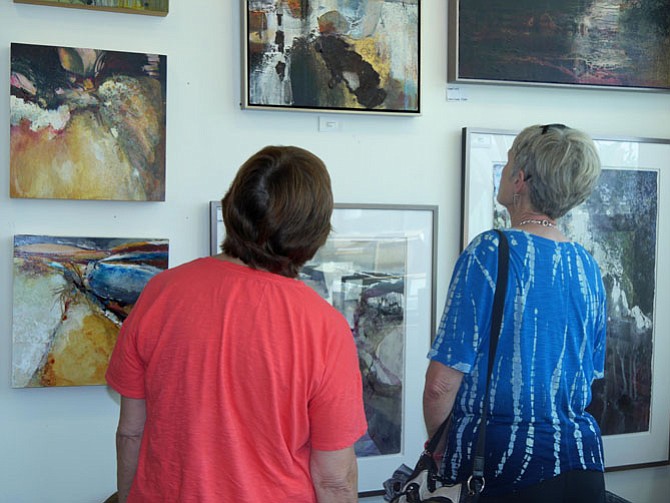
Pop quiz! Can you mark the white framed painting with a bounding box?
[461,127,670,470]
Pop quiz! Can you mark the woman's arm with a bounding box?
[116,396,146,503]
[310,446,359,503]
[423,360,464,438]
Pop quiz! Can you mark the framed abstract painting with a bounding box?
[211,201,438,494]
[242,0,420,115]
[461,127,670,469]
[13,0,169,16]
[10,42,167,201]
[12,235,169,388]
[448,0,670,91]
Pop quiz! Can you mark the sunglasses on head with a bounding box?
[540,123,567,134]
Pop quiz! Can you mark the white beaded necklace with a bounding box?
[517,218,556,228]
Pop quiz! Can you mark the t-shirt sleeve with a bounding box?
[105,278,157,398]
[428,231,500,373]
[308,313,368,451]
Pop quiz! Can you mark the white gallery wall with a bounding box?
[1,1,669,502]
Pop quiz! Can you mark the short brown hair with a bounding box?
[221,146,333,278]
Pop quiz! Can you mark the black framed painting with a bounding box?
[448,0,670,91]
[242,0,420,115]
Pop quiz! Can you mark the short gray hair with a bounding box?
[510,124,601,219]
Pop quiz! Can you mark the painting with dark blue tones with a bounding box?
[450,0,670,90]
[562,169,658,435]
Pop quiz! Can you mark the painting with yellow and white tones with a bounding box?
[10,43,167,201]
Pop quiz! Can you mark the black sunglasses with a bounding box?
[540,123,567,134]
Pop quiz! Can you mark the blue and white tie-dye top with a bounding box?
[428,229,607,495]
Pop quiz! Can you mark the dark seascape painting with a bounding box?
[455,0,670,89]
[12,235,168,388]
[246,0,419,112]
[10,43,167,200]
[562,169,658,435]
[300,237,407,457]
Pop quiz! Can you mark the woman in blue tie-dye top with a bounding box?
[424,124,607,502]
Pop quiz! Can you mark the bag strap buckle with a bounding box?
[466,475,485,495]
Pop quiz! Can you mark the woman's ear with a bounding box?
[515,170,531,192]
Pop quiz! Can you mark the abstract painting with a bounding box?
[244,0,420,114]
[301,204,435,494]
[12,235,169,388]
[462,128,670,468]
[563,169,657,436]
[13,0,169,16]
[10,43,167,200]
[302,237,407,458]
[449,0,670,90]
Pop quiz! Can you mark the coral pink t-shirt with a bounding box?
[106,257,367,502]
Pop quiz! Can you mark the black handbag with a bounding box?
[384,230,509,503]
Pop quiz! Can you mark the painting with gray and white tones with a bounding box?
[492,162,509,229]
[300,237,407,457]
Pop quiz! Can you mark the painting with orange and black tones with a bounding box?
[12,235,168,388]
[10,43,167,200]
[450,0,670,90]
[245,0,420,114]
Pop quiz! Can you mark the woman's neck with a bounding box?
[213,253,249,267]
[510,211,568,242]
[512,211,557,228]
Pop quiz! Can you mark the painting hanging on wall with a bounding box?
[448,0,670,91]
[211,202,437,495]
[13,0,169,16]
[304,235,408,460]
[10,42,167,200]
[461,128,670,469]
[243,0,420,115]
[12,235,169,388]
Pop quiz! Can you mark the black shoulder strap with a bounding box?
[470,229,509,489]
[426,230,509,461]
[486,230,509,384]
